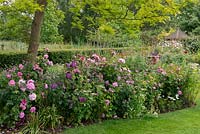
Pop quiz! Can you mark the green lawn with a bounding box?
[64,102,200,134]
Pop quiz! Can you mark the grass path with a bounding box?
[64,102,200,134]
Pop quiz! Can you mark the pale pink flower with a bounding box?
[6,74,12,79]
[43,54,49,59]
[30,107,36,113]
[26,82,35,90]
[19,64,24,70]
[118,58,125,64]
[18,79,26,92]
[47,60,53,66]
[178,90,182,95]
[8,80,15,86]
[105,99,110,106]
[112,82,118,87]
[20,104,26,110]
[29,93,37,101]
[19,112,25,119]
[44,83,48,89]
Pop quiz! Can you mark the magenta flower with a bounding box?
[92,54,100,61]
[112,82,118,87]
[29,93,37,101]
[71,61,77,68]
[43,54,49,59]
[79,97,87,103]
[126,80,134,85]
[47,60,53,66]
[118,58,125,64]
[19,112,25,119]
[26,82,35,90]
[19,64,24,70]
[17,72,23,77]
[8,80,15,86]
[21,99,27,106]
[30,107,36,113]
[66,72,72,79]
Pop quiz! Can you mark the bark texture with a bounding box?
[27,0,47,63]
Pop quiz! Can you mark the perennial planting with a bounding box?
[0,48,199,132]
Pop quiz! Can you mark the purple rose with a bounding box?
[66,72,72,79]
[50,83,58,89]
[71,61,77,68]
[79,97,87,103]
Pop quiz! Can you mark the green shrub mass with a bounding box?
[0,47,199,132]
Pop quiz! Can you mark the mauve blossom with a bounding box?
[44,47,49,52]
[50,83,58,89]
[92,54,100,61]
[19,64,24,70]
[157,67,166,75]
[118,58,125,64]
[29,93,37,101]
[73,68,81,74]
[17,72,23,77]
[66,72,72,79]
[66,63,71,68]
[178,90,182,95]
[108,88,114,93]
[105,99,110,106]
[6,74,12,79]
[117,76,121,81]
[43,54,49,59]
[8,80,15,86]
[112,82,118,87]
[79,97,87,102]
[126,80,134,85]
[44,83,48,89]
[47,60,53,66]
[19,112,25,119]
[30,107,36,113]
[26,82,35,90]
[105,80,109,86]
[71,61,77,68]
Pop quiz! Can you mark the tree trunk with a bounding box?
[27,0,47,63]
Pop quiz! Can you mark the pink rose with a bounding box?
[17,72,23,77]
[19,112,25,119]
[8,80,15,86]
[20,103,26,110]
[44,83,48,89]
[44,54,49,59]
[26,82,35,90]
[118,58,125,64]
[178,90,182,95]
[29,93,37,101]
[105,99,110,106]
[27,79,34,84]
[19,64,24,70]
[112,82,118,87]
[6,74,12,79]
[30,107,36,113]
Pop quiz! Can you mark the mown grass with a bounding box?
[64,101,200,134]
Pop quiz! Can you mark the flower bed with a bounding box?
[0,48,199,132]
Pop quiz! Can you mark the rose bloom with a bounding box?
[20,103,26,110]
[30,106,36,113]
[112,82,118,87]
[118,58,125,64]
[27,79,34,84]
[26,82,35,90]
[178,90,183,95]
[29,93,37,101]
[19,64,24,70]
[105,99,110,106]
[43,54,49,59]
[44,83,48,89]
[17,72,23,77]
[19,112,25,119]
[6,74,12,79]
[8,80,15,86]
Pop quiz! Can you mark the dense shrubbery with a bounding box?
[0,47,199,132]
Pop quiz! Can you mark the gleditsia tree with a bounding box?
[69,0,196,40]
